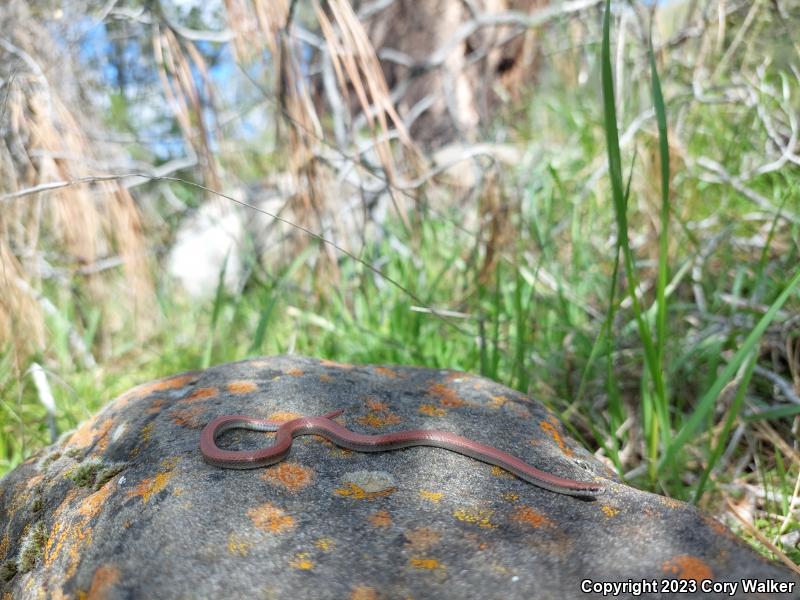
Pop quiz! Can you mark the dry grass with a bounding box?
[0,1,153,362]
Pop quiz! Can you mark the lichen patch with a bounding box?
[373,367,397,379]
[261,462,313,492]
[427,383,465,408]
[511,506,553,529]
[404,527,441,552]
[289,552,313,570]
[184,387,218,403]
[661,555,713,581]
[127,459,178,504]
[418,404,446,417]
[226,381,258,394]
[453,507,497,529]
[247,503,295,534]
[82,564,121,599]
[538,421,573,457]
[227,533,252,556]
[335,482,395,500]
[418,490,443,503]
[368,510,392,528]
[356,412,402,428]
[409,557,444,571]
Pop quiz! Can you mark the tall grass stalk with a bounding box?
[601,0,669,480]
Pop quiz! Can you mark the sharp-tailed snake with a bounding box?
[200,409,604,497]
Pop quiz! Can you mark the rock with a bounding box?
[166,199,246,298]
[1,356,797,599]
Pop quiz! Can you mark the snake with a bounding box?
[199,409,604,497]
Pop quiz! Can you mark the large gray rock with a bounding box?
[1,356,797,599]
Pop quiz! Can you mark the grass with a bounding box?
[1,0,799,567]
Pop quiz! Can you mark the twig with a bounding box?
[424,0,604,69]
[357,0,398,20]
[0,36,53,116]
[753,364,800,406]
[695,156,800,225]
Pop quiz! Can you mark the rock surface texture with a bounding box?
[1,356,797,599]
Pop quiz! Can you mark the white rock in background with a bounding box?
[166,200,245,298]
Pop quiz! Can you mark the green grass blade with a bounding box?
[602,0,667,473]
[661,268,800,470]
[202,254,230,369]
[692,354,756,502]
[250,294,277,355]
[649,24,673,468]
[744,404,800,422]
[649,29,670,386]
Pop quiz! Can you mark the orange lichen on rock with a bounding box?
[128,459,178,503]
[660,496,682,510]
[184,387,218,403]
[7,482,29,514]
[169,406,205,429]
[140,422,154,443]
[428,383,465,408]
[419,490,443,503]
[314,538,334,551]
[247,502,295,533]
[129,423,153,459]
[81,564,121,600]
[405,528,441,552]
[92,419,115,453]
[356,412,402,428]
[365,397,390,412]
[368,510,393,528]
[267,411,303,423]
[661,555,713,581]
[453,507,497,529]
[115,374,198,409]
[350,585,379,600]
[489,395,507,408]
[227,533,252,556]
[703,514,737,540]
[289,552,314,570]
[512,506,553,529]
[320,359,355,369]
[538,421,573,457]
[601,505,620,518]
[373,367,397,379]
[409,557,444,570]
[335,482,395,500]
[68,416,113,451]
[24,474,43,491]
[44,521,64,567]
[49,522,93,579]
[78,481,115,520]
[502,492,519,502]
[490,465,514,480]
[226,381,258,394]
[418,404,446,417]
[261,462,314,491]
[286,368,304,377]
[145,398,167,415]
